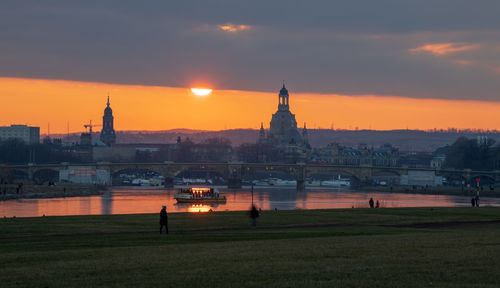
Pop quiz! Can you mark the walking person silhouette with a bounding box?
[160,206,169,234]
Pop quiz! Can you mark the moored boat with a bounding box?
[174,187,227,203]
[320,175,351,187]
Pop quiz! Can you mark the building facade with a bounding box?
[100,96,116,146]
[59,166,111,185]
[0,125,40,144]
[311,143,400,167]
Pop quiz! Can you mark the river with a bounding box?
[1,187,499,218]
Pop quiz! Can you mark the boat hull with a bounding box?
[175,197,227,204]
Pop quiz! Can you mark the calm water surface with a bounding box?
[1,187,499,218]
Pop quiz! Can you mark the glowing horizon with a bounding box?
[1,77,500,135]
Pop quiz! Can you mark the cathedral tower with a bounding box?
[100,95,116,146]
[268,83,303,146]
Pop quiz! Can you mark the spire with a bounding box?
[101,92,116,146]
[258,122,266,142]
[303,122,309,145]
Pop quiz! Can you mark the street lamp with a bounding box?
[249,167,254,206]
[245,166,254,206]
[251,180,254,206]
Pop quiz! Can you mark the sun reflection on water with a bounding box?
[187,204,214,213]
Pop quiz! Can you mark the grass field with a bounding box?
[1,208,500,287]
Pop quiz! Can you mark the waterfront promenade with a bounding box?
[1,207,500,287]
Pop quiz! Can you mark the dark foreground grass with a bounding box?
[1,208,500,287]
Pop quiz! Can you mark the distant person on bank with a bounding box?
[369,198,374,208]
[249,205,260,227]
[160,206,169,234]
[375,200,380,208]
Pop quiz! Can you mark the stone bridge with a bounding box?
[0,162,499,189]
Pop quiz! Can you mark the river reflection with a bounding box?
[1,187,500,218]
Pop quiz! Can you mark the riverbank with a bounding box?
[0,184,107,201]
[359,185,500,198]
[1,207,499,287]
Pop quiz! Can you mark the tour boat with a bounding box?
[174,187,227,203]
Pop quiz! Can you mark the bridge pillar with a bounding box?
[164,177,174,188]
[296,164,306,190]
[494,170,500,184]
[27,167,35,183]
[227,164,243,189]
[227,178,242,189]
[96,165,113,186]
[359,165,373,185]
[463,169,472,183]
[296,180,305,190]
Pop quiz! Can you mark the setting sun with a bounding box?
[190,88,213,97]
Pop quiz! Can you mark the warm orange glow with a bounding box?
[410,42,479,56]
[187,204,213,213]
[218,23,252,33]
[190,88,213,97]
[0,77,499,134]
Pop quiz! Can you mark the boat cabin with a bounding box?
[179,187,221,199]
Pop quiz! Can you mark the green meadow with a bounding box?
[1,208,500,287]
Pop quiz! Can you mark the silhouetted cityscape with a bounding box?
[2,2,500,287]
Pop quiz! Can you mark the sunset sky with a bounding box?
[1,1,499,133]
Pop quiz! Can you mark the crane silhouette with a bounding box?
[83,120,101,134]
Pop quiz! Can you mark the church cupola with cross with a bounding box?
[278,83,290,111]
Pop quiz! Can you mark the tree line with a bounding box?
[439,137,500,171]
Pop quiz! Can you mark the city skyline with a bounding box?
[1,77,500,134]
[1,3,500,287]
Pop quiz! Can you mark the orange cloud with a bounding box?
[410,42,479,56]
[217,23,252,33]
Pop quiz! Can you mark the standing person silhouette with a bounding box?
[160,206,168,234]
[369,198,374,208]
[249,205,260,227]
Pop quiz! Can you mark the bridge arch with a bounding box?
[470,175,497,186]
[173,169,226,185]
[305,167,363,185]
[3,169,30,183]
[32,168,60,184]
[241,165,302,181]
[111,167,163,186]
[371,169,401,186]
[439,173,467,186]
[108,164,163,176]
